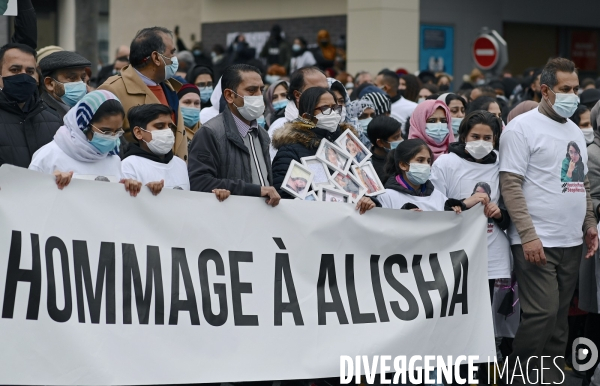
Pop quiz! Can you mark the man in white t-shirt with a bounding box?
[499,58,598,383]
[375,69,417,129]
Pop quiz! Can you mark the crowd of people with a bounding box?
[1,3,600,384]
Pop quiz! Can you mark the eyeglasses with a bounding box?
[91,124,124,137]
[196,82,213,89]
[315,104,343,116]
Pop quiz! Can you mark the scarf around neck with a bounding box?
[538,95,567,124]
[53,90,122,163]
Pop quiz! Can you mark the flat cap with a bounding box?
[39,51,92,77]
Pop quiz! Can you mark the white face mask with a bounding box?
[142,128,175,155]
[548,89,579,118]
[233,92,265,121]
[582,128,594,144]
[465,140,494,160]
[315,111,341,132]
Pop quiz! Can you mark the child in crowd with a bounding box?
[121,103,230,201]
[366,115,403,182]
[376,138,488,212]
[431,110,511,287]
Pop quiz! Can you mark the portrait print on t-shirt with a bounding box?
[461,179,496,234]
[560,141,585,183]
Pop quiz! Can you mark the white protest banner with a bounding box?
[0,165,495,385]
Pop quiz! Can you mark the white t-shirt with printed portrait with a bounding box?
[431,151,511,279]
[499,108,588,248]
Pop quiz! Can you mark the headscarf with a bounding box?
[177,83,200,99]
[53,90,122,162]
[185,65,213,85]
[507,100,539,123]
[408,99,454,160]
[347,99,376,147]
[327,77,358,127]
[317,30,336,61]
[362,92,391,116]
[327,77,350,106]
[437,93,451,102]
[200,76,222,124]
[346,99,375,121]
[264,79,289,121]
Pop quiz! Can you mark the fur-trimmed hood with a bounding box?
[271,120,358,150]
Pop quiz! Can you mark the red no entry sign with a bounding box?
[473,36,499,70]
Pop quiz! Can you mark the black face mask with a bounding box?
[439,84,450,92]
[2,73,37,103]
[398,89,405,97]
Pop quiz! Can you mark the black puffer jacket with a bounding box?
[271,120,357,198]
[0,92,62,168]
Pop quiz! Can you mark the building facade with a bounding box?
[2,0,599,83]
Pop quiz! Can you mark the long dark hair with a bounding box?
[566,141,582,162]
[384,138,433,180]
[472,181,491,196]
[457,110,502,149]
[298,87,335,118]
[401,74,422,102]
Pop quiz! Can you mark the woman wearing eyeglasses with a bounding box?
[270,87,375,212]
[186,65,214,110]
[28,90,143,196]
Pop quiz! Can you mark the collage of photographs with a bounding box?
[281,130,386,203]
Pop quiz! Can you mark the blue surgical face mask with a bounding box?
[451,117,463,136]
[358,117,372,134]
[406,163,431,186]
[425,122,449,144]
[193,49,201,56]
[389,139,403,150]
[292,44,301,52]
[200,86,213,103]
[57,80,87,107]
[257,115,266,127]
[272,99,288,111]
[549,89,579,118]
[265,75,281,84]
[159,53,178,80]
[181,106,200,128]
[89,131,119,154]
